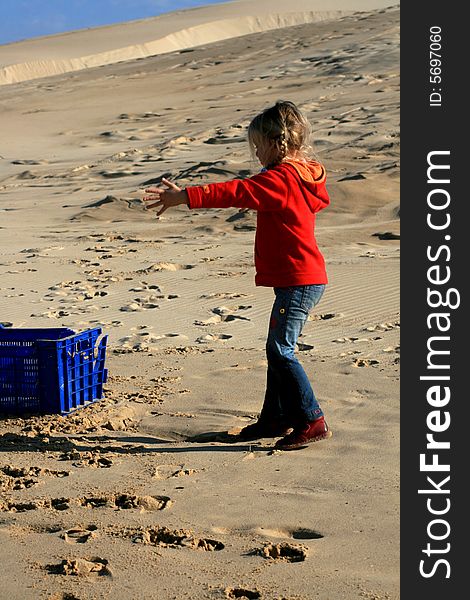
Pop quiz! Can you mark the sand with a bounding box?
[0,1,400,598]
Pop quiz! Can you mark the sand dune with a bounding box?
[0,0,396,86]
[1,12,348,85]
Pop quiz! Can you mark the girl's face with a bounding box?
[255,140,276,168]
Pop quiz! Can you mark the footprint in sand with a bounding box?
[120,295,160,311]
[14,170,39,180]
[98,129,128,141]
[225,589,261,599]
[364,321,400,332]
[383,345,400,354]
[309,312,343,321]
[116,110,163,123]
[84,243,138,258]
[359,250,382,259]
[137,262,195,274]
[31,303,102,318]
[333,336,382,344]
[0,498,69,512]
[59,450,113,468]
[194,315,221,326]
[353,358,380,367]
[338,172,367,182]
[254,526,323,541]
[212,270,247,278]
[196,333,233,343]
[46,556,111,577]
[128,286,179,301]
[129,282,162,293]
[85,319,122,328]
[12,159,49,165]
[84,268,124,284]
[199,292,249,300]
[46,280,108,302]
[0,465,69,491]
[62,526,98,544]
[195,305,252,325]
[226,211,257,232]
[114,332,187,353]
[0,475,36,492]
[132,526,224,551]
[81,493,172,511]
[47,592,81,600]
[254,542,308,562]
[212,305,252,317]
[152,464,198,480]
[98,167,144,178]
[127,129,165,142]
[203,124,246,145]
[372,231,400,240]
[296,342,315,351]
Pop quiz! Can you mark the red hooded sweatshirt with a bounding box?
[185,159,329,287]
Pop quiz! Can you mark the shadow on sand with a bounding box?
[0,431,272,455]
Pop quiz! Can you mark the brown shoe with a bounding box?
[275,417,332,450]
[238,420,292,441]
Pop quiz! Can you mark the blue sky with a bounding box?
[0,0,229,45]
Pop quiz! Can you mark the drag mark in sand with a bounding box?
[81,493,172,511]
[0,493,172,513]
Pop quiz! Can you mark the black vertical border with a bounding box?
[401,3,465,597]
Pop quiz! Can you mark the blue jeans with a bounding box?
[260,285,326,425]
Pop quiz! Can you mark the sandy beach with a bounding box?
[0,1,400,598]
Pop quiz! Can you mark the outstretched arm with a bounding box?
[185,168,288,211]
[143,167,290,215]
[143,178,188,216]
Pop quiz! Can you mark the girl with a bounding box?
[143,100,332,450]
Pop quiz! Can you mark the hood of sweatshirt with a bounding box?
[284,159,326,183]
[282,159,329,214]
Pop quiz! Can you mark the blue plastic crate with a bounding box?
[0,327,108,415]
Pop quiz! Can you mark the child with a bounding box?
[143,100,332,450]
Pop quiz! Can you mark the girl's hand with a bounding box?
[143,178,188,216]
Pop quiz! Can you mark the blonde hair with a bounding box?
[248,100,313,167]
